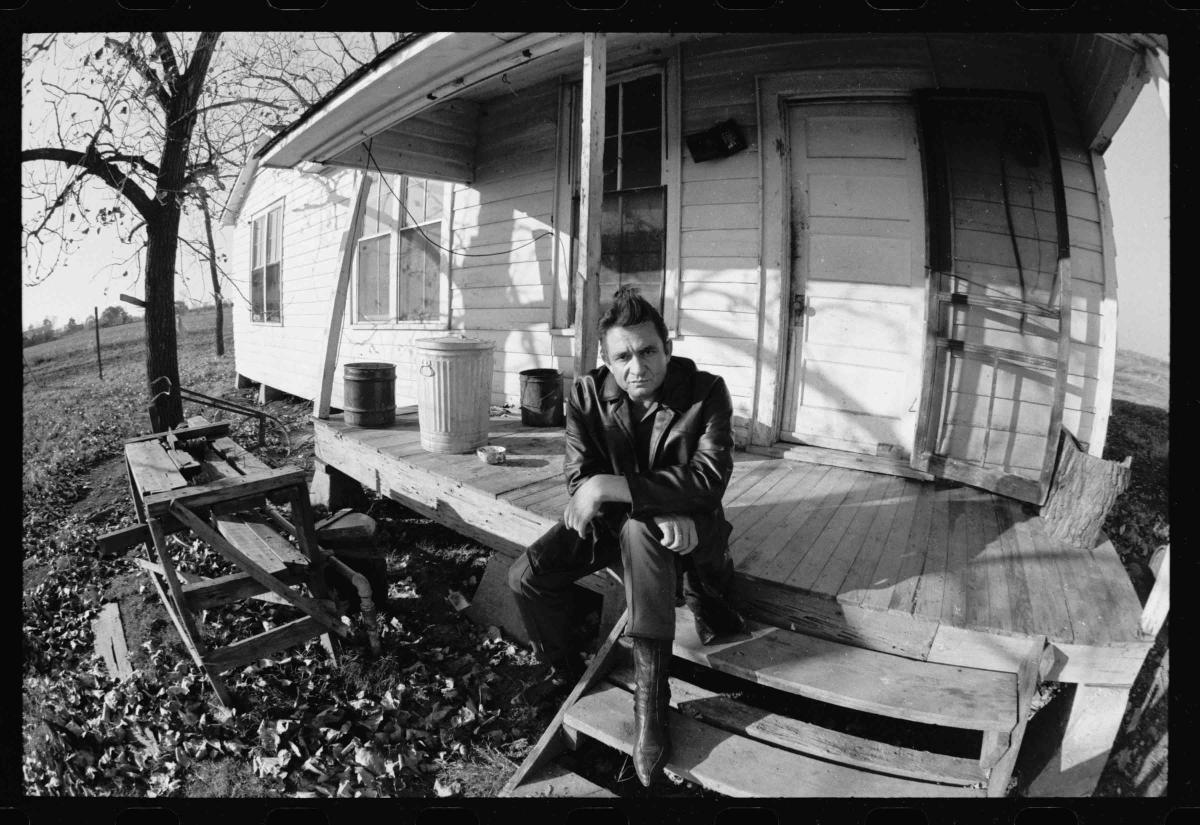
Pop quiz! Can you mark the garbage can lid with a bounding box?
[415,335,494,351]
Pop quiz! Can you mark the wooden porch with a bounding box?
[313,410,1151,689]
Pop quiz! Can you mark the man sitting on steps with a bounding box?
[507,285,745,787]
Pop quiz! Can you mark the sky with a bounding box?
[22,39,1171,363]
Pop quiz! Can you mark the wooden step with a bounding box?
[505,759,618,798]
[563,681,984,797]
[670,607,1016,731]
[606,653,986,786]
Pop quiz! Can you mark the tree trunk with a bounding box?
[200,192,225,356]
[143,31,221,431]
[145,217,183,431]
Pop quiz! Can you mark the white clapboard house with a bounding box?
[222,33,1169,798]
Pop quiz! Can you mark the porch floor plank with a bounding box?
[785,468,880,589]
[313,414,1151,686]
[752,465,858,583]
[833,474,909,602]
[848,473,922,608]
[912,482,952,621]
[878,481,936,613]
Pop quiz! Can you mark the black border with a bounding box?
[7,3,1192,823]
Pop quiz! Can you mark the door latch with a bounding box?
[791,293,807,323]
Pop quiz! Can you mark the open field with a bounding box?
[21,311,1168,798]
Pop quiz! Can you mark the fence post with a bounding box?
[94,306,103,380]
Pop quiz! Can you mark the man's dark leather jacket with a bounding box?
[564,355,735,566]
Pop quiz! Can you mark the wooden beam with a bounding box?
[1140,546,1169,638]
[1088,45,1150,153]
[573,33,606,380]
[315,172,375,419]
[91,603,134,680]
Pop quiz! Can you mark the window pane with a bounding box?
[399,226,439,320]
[266,209,278,264]
[620,129,662,189]
[252,217,262,269]
[251,266,264,319]
[605,84,619,137]
[599,188,666,312]
[424,180,444,223]
[602,136,619,192]
[265,262,281,321]
[404,177,427,226]
[622,75,661,132]
[356,236,391,322]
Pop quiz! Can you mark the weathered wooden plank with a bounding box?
[500,611,628,797]
[726,463,810,548]
[786,469,881,590]
[210,436,271,475]
[91,602,134,680]
[835,475,912,604]
[503,475,567,508]
[1036,524,1108,646]
[606,655,987,787]
[215,515,309,573]
[181,568,306,610]
[125,440,190,496]
[1008,503,1075,643]
[961,490,997,632]
[817,474,906,598]
[506,760,618,798]
[96,523,152,556]
[169,504,346,637]
[754,466,860,584]
[732,462,828,570]
[990,497,1036,636]
[565,682,983,797]
[526,488,571,523]
[940,485,972,627]
[142,467,306,516]
[911,482,952,621]
[205,617,325,672]
[881,481,936,615]
[125,422,230,444]
[671,607,1015,731]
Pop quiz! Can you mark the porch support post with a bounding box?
[314,171,374,419]
[573,33,607,379]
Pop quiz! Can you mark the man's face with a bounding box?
[603,321,672,403]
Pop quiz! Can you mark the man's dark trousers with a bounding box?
[507,513,732,667]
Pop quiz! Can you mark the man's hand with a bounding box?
[654,514,698,555]
[564,475,631,538]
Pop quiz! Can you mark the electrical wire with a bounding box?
[364,140,557,259]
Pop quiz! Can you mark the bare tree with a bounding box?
[24,32,221,429]
[22,32,405,429]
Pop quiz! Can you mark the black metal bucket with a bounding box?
[519,368,564,427]
[343,362,396,428]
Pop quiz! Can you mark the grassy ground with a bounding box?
[21,313,1168,798]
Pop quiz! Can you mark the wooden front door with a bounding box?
[780,100,927,459]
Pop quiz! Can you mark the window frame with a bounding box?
[349,173,453,330]
[249,199,284,325]
[552,53,681,336]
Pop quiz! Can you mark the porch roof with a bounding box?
[257,32,1167,180]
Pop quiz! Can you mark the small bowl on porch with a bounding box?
[476,445,507,465]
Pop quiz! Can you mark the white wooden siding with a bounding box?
[232,33,1113,455]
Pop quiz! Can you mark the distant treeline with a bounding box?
[23,299,233,348]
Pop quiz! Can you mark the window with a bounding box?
[250,202,283,322]
[353,172,450,324]
[557,61,679,329]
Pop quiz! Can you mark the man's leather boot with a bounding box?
[631,636,673,787]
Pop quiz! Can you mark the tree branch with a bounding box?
[150,32,180,90]
[22,147,159,222]
[244,72,311,109]
[105,36,171,110]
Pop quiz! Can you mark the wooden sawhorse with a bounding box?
[123,421,350,706]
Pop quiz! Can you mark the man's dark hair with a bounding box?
[598,286,669,355]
